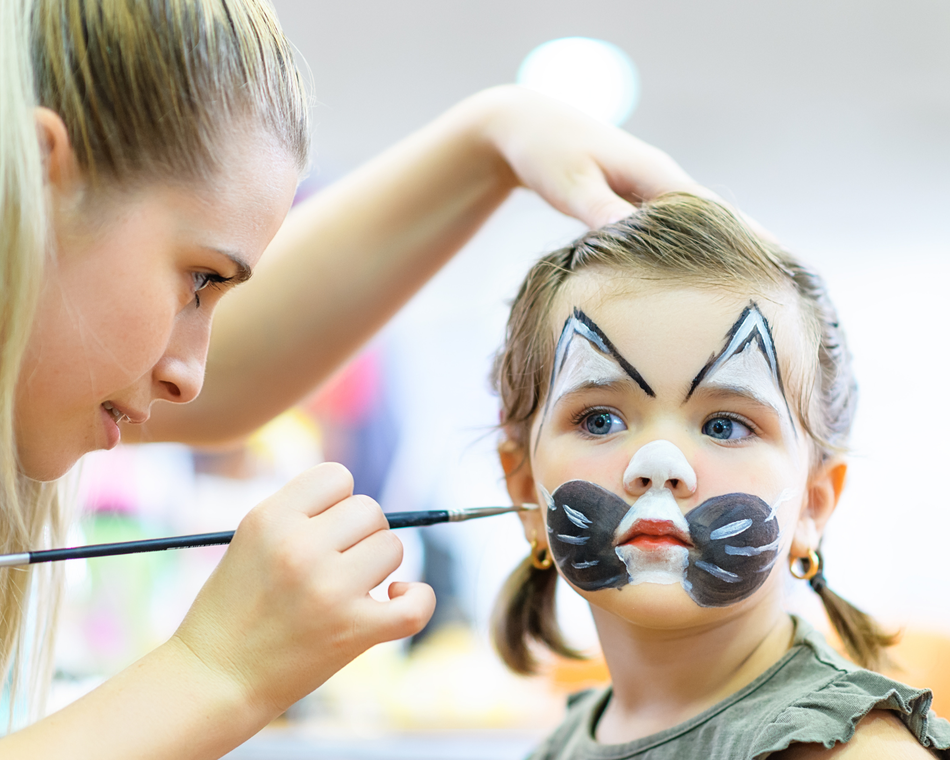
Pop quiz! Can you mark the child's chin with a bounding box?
[587,581,732,630]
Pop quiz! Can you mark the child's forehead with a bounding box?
[548,270,810,384]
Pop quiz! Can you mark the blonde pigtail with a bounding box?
[492,555,583,676]
[806,551,899,672]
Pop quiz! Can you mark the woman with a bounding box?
[1,0,708,756]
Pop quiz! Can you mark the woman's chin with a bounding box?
[16,445,81,483]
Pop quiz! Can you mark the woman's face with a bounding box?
[15,131,298,480]
[520,271,819,629]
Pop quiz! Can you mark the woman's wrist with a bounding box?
[154,634,276,751]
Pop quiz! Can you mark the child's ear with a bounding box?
[498,438,547,548]
[791,457,847,559]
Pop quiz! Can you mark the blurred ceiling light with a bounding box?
[517,37,640,126]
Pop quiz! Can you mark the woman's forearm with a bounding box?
[0,639,267,760]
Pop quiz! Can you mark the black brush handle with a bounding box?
[17,512,452,565]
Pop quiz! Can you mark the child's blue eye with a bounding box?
[702,416,752,441]
[582,411,627,436]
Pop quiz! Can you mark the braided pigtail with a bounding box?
[491,554,584,675]
[796,550,898,671]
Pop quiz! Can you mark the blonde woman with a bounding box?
[0,0,709,756]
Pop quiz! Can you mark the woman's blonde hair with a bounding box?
[1,0,309,723]
[491,194,896,674]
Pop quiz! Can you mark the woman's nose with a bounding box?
[152,317,209,405]
[623,439,697,499]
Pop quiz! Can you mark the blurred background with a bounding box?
[52,1,950,757]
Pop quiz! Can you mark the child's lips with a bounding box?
[618,519,693,549]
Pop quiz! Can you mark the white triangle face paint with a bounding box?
[686,303,795,434]
[535,309,654,453]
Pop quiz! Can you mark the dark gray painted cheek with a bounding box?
[546,481,780,604]
[685,493,780,607]
[547,480,629,591]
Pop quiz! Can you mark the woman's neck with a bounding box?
[592,601,795,745]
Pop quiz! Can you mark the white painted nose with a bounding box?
[623,440,697,498]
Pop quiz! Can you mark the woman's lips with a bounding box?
[100,404,121,449]
[618,519,693,549]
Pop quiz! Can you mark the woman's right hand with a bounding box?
[170,462,435,717]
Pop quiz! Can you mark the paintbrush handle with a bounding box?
[0,506,529,567]
[15,531,237,566]
[385,510,449,528]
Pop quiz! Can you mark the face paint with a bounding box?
[545,478,782,606]
[536,309,654,452]
[686,303,795,431]
[534,302,795,607]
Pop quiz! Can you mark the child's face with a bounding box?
[513,271,832,628]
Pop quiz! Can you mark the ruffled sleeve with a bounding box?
[750,669,950,758]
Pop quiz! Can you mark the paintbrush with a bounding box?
[0,504,538,567]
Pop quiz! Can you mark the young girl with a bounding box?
[1,0,710,755]
[492,194,950,758]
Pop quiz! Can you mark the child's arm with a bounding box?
[137,85,709,447]
[770,710,939,758]
[0,463,435,759]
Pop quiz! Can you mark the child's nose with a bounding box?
[623,439,697,499]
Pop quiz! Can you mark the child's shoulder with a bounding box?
[527,616,950,760]
[757,616,950,757]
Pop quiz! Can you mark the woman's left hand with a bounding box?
[474,84,710,228]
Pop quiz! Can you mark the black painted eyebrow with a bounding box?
[685,303,784,402]
[573,308,655,398]
[534,308,655,455]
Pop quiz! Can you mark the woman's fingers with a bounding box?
[307,493,391,553]
[480,85,778,241]
[375,581,437,641]
[337,525,406,591]
[279,461,355,518]
[558,165,637,228]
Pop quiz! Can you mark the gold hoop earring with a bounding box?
[530,538,553,570]
[789,549,821,581]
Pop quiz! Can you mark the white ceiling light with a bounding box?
[517,37,640,126]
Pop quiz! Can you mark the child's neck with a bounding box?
[592,601,794,745]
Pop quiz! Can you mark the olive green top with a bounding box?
[528,616,950,759]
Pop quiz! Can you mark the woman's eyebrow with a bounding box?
[208,247,253,284]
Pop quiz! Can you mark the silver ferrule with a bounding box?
[447,504,538,523]
[0,553,30,568]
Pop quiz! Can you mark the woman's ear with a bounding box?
[35,107,79,189]
[498,438,547,547]
[791,457,847,559]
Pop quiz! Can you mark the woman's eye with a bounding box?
[193,272,215,294]
[702,416,752,441]
[191,272,229,308]
[581,411,627,436]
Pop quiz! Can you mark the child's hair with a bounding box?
[0,0,308,721]
[491,193,896,674]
